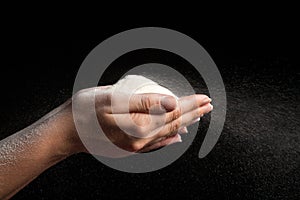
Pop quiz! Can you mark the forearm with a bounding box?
[0,100,80,199]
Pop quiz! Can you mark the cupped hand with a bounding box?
[72,85,212,157]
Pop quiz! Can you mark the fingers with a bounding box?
[152,102,213,140]
[163,94,211,124]
[107,97,212,139]
[109,102,212,152]
[180,103,212,127]
[111,93,177,114]
[178,94,211,114]
[109,94,210,117]
[129,94,177,113]
[138,134,182,153]
[138,103,212,152]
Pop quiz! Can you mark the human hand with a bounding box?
[69,75,213,157]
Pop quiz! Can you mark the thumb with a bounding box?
[129,94,177,113]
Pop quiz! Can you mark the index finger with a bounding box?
[111,93,177,114]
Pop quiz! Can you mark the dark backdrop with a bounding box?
[0,19,299,199]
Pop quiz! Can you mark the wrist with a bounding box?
[45,100,86,159]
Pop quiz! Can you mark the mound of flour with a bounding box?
[113,75,178,98]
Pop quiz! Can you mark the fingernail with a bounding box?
[161,96,177,111]
[178,128,183,134]
[202,97,212,105]
[177,134,182,142]
[168,134,182,145]
[181,127,188,134]
[191,117,200,125]
[210,104,214,110]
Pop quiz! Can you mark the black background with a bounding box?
[0,12,299,199]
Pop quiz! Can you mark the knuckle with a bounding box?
[172,109,181,120]
[168,131,178,138]
[141,95,152,111]
[169,120,180,132]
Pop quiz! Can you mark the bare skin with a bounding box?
[0,86,212,199]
